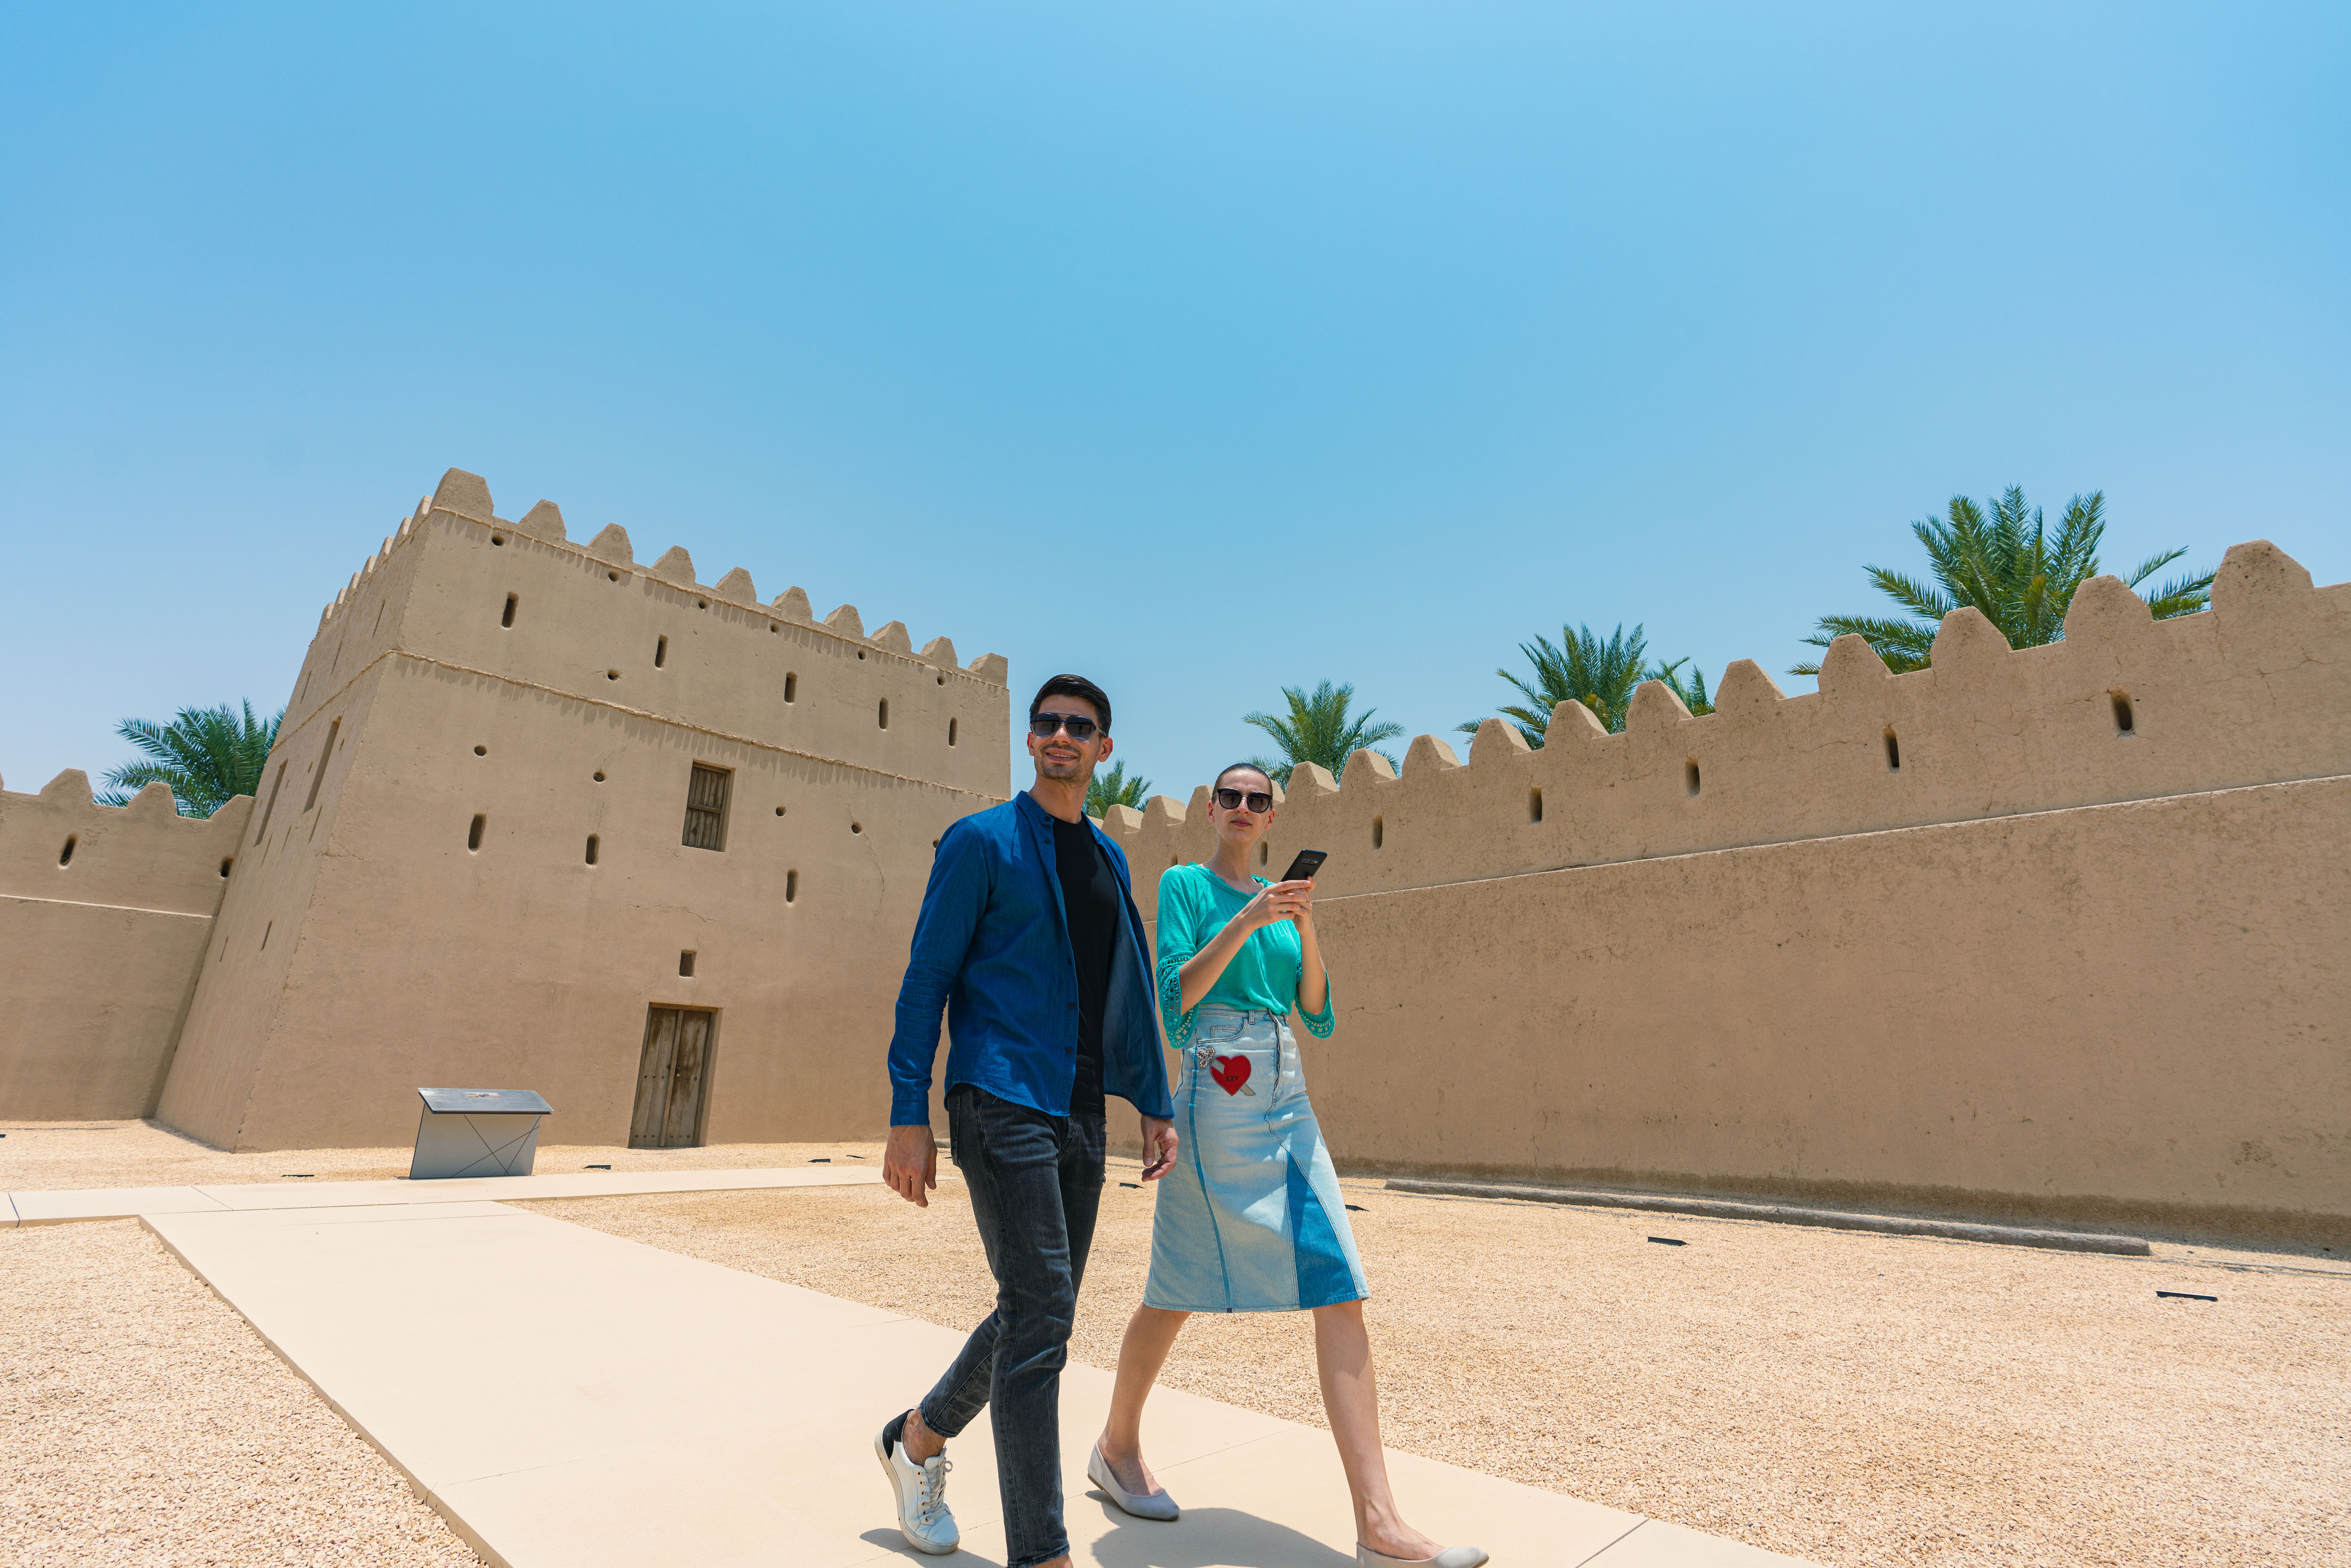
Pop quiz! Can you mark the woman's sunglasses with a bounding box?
[1028,712,1100,740]
[1214,787,1274,813]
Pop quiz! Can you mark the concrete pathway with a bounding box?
[146,1198,1816,1568]
[4,1163,881,1225]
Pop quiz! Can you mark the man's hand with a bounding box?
[884,1123,939,1208]
[1139,1116,1179,1181]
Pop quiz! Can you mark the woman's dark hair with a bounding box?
[1214,761,1273,791]
[1029,673,1112,734]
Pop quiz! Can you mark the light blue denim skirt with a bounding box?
[1145,1006,1369,1313]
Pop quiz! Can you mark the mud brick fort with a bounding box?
[3,469,2345,1246]
[2,470,1012,1152]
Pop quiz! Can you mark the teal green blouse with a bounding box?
[1154,863,1336,1050]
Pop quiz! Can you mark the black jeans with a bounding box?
[920,1085,1106,1568]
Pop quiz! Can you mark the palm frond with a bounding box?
[97,701,282,817]
[1243,681,1400,783]
[2141,567,2215,620]
[1084,760,1152,817]
[1805,486,2201,671]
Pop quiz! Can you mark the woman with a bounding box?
[1087,763,1487,1568]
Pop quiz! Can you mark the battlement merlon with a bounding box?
[1101,539,2351,915]
[319,468,1010,685]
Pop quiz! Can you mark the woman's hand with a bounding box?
[1176,876,1319,1015]
[1242,879,1314,932]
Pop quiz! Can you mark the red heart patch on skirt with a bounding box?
[1210,1055,1251,1096]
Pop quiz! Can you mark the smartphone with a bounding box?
[1277,849,1328,884]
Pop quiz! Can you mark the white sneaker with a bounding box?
[876,1415,959,1555]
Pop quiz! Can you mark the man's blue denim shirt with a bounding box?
[889,790,1176,1127]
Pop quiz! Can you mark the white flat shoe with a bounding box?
[1357,1545,1489,1567]
[1087,1442,1179,1521]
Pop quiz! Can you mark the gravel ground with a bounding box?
[523,1158,2351,1568]
[8,1122,2346,1567]
[0,1218,482,1567]
[0,1119,885,1192]
[0,1121,873,1566]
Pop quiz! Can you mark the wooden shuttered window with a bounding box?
[682,763,731,851]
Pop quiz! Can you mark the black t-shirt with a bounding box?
[1052,814,1118,1120]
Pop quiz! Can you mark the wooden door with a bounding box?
[630,1007,715,1148]
[663,1011,711,1147]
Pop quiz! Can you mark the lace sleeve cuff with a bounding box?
[1299,974,1335,1039]
[1159,960,1197,1051]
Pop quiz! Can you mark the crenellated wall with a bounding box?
[10,473,2342,1244]
[156,469,1014,1152]
[1104,541,2349,910]
[1102,542,2351,1245]
[0,774,253,1119]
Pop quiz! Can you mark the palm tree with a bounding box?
[1460,624,1711,743]
[1792,487,2212,676]
[1651,657,1714,718]
[1086,759,1152,818]
[1244,681,1404,785]
[98,701,283,818]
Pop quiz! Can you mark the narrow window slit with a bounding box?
[1685,758,1702,797]
[948,718,958,746]
[878,699,889,730]
[1529,787,1544,824]
[219,858,234,878]
[1372,815,1385,849]
[784,673,797,703]
[654,636,668,668]
[303,720,339,812]
[2111,691,2135,735]
[785,870,798,904]
[1884,729,1901,771]
[467,814,486,851]
[59,835,76,866]
[585,835,599,865]
[254,762,287,844]
[501,594,517,628]
[679,950,696,977]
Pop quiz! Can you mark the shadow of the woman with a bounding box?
[1077,1496,1358,1568]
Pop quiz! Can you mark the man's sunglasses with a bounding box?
[1214,787,1274,813]
[1029,712,1101,741]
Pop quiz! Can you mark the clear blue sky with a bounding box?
[4,4,2345,804]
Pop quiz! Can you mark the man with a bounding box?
[877,673,1180,1568]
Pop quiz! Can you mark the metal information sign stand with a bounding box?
[410,1088,553,1179]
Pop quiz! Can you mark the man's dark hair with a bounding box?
[1030,674,1112,734]
[1214,761,1272,790]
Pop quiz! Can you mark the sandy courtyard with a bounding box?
[4,1121,2346,1567]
